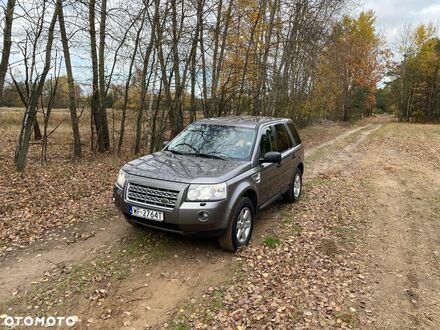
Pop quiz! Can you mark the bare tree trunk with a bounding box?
[0,0,15,104]
[117,10,145,156]
[41,67,60,164]
[236,0,265,114]
[98,0,110,151]
[134,0,159,154]
[58,0,81,158]
[253,0,277,115]
[15,6,58,172]
[88,0,103,152]
[209,0,222,116]
[34,118,42,140]
[168,0,183,138]
[199,14,208,118]
[212,0,233,116]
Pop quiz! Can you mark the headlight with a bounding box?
[116,170,127,188]
[187,183,227,201]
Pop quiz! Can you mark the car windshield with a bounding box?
[166,124,256,161]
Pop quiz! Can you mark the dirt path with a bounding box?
[359,132,440,329]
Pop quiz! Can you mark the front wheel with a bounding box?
[283,168,302,203]
[218,197,254,252]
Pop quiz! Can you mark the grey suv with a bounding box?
[113,116,304,251]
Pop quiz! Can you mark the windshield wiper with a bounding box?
[167,149,228,160]
[166,149,193,156]
[196,153,229,161]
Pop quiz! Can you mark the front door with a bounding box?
[257,125,280,204]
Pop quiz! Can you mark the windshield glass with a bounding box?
[166,124,256,160]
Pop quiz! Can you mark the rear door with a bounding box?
[286,121,303,168]
[273,123,296,192]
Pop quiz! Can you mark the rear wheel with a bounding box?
[218,197,254,252]
[283,167,302,203]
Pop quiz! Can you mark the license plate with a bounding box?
[130,206,164,222]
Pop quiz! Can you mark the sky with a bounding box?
[360,0,440,53]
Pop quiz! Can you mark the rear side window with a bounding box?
[259,126,276,156]
[287,122,301,146]
[274,124,292,152]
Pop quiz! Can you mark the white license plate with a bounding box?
[130,206,164,222]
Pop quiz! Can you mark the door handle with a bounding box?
[291,153,296,159]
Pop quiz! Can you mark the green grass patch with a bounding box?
[168,321,192,330]
[263,234,281,248]
[211,290,225,309]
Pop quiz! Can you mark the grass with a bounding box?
[169,289,225,328]
[305,123,377,166]
[343,127,366,144]
[169,262,244,327]
[168,321,192,330]
[303,177,327,189]
[328,224,356,243]
[289,310,303,324]
[263,234,281,248]
[305,144,332,165]
[334,310,359,327]
[211,290,225,309]
[305,133,348,165]
[290,223,303,236]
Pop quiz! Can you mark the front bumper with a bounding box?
[113,184,230,237]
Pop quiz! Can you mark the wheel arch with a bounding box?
[297,162,304,175]
[240,188,258,211]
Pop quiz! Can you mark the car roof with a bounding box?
[194,116,290,128]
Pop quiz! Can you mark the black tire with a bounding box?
[283,167,302,203]
[218,197,254,252]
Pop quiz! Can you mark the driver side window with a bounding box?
[259,126,276,157]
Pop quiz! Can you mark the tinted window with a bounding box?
[287,122,301,146]
[167,124,256,160]
[259,126,276,156]
[274,124,292,152]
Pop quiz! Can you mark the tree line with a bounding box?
[380,24,440,122]
[0,0,387,171]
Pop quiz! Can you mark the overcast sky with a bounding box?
[360,0,440,52]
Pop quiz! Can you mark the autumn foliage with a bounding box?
[386,23,440,122]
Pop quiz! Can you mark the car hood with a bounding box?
[122,151,252,184]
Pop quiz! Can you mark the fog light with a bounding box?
[198,211,209,222]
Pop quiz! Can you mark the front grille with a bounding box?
[126,182,179,209]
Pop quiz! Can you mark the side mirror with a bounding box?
[162,140,170,148]
[260,151,282,164]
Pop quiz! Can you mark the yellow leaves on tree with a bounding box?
[311,10,390,121]
[393,23,440,121]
